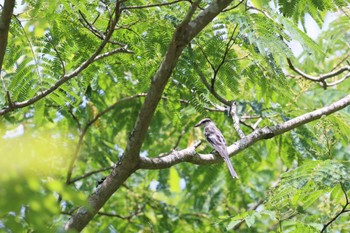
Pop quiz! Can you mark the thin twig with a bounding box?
[320,183,350,233]
[66,131,85,184]
[222,0,246,12]
[192,25,240,106]
[246,5,274,20]
[211,24,239,89]
[93,46,134,61]
[231,101,245,138]
[331,50,350,71]
[122,0,187,10]
[45,34,66,75]
[65,93,147,184]
[326,73,350,87]
[98,204,144,221]
[194,63,231,105]
[12,15,42,81]
[69,166,114,184]
[0,0,124,116]
[287,58,350,88]
[233,199,264,230]
[173,121,191,149]
[67,107,82,130]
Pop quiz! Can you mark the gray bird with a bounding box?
[195,118,239,179]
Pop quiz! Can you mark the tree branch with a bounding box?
[65,93,148,184]
[232,199,264,230]
[0,0,15,73]
[287,58,350,88]
[193,63,231,105]
[210,24,238,89]
[191,25,240,106]
[321,183,350,233]
[93,46,134,61]
[98,204,144,221]
[0,2,123,115]
[65,92,219,185]
[69,166,114,184]
[64,0,234,231]
[139,93,350,169]
[222,0,246,12]
[122,0,188,10]
[231,101,245,138]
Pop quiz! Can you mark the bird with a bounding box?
[194,118,239,179]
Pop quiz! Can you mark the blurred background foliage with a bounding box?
[0,0,350,232]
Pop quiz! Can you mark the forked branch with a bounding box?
[287,58,350,88]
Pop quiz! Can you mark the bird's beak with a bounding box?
[194,122,201,127]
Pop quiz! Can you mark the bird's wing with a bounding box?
[204,127,227,156]
[204,125,239,179]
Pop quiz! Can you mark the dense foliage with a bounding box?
[0,0,349,232]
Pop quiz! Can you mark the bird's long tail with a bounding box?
[223,156,239,179]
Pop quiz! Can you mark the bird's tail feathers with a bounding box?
[223,156,239,179]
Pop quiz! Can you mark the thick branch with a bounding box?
[0,0,15,72]
[64,0,234,231]
[139,93,350,169]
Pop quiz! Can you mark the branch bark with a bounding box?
[64,0,234,231]
[0,0,16,73]
[139,93,350,169]
[287,58,350,88]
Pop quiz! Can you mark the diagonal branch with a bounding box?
[210,24,238,89]
[64,0,235,231]
[139,93,350,169]
[191,25,240,106]
[320,182,350,233]
[193,63,231,105]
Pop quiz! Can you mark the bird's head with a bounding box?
[194,118,212,128]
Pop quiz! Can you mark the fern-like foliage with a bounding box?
[275,0,349,26]
[266,160,350,215]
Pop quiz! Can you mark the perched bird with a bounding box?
[195,118,239,179]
